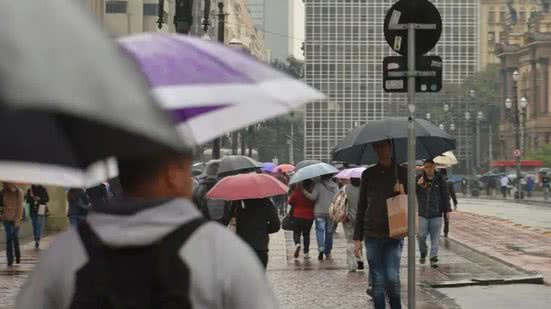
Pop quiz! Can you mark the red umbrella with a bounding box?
[206,173,289,201]
[274,164,295,174]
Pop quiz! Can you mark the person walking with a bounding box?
[488,176,498,199]
[500,175,510,199]
[24,185,49,249]
[304,174,338,261]
[543,173,551,201]
[342,177,365,272]
[461,178,468,196]
[439,169,457,238]
[288,179,315,259]
[273,170,290,216]
[17,150,278,309]
[192,160,221,219]
[354,140,407,309]
[527,176,535,198]
[66,188,91,227]
[1,182,24,266]
[231,198,280,269]
[417,160,451,269]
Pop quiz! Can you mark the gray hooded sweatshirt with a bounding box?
[16,198,278,309]
[304,180,339,216]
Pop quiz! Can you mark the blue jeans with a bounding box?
[315,215,334,255]
[30,215,45,242]
[365,237,403,309]
[418,216,443,259]
[69,216,86,228]
[3,222,20,265]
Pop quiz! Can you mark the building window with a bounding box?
[488,32,495,43]
[499,32,507,43]
[499,10,507,23]
[488,11,496,24]
[106,1,127,14]
[143,3,158,16]
[519,11,526,23]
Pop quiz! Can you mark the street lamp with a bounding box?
[505,98,512,109]
[450,123,456,132]
[426,113,431,120]
[439,124,445,131]
[465,111,471,121]
[504,69,525,199]
[443,104,450,112]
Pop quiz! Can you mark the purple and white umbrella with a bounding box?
[336,167,367,180]
[120,33,325,145]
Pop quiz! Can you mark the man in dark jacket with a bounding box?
[232,198,280,269]
[353,140,407,309]
[417,160,451,268]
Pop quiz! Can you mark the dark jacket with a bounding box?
[233,199,280,251]
[192,177,217,215]
[25,185,49,216]
[448,180,457,206]
[353,164,408,240]
[67,189,90,217]
[416,172,451,218]
[86,184,110,208]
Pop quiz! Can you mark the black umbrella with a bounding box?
[295,160,323,171]
[0,1,186,186]
[217,156,262,177]
[332,118,455,165]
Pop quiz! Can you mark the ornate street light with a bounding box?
[505,98,513,109]
[465,111,471,121]
[450,123,456,132]
[477,111,484,120]
[426,113,431,120]
[439,124,445,131]
[513,70,520,82]
[520,97,528,109]
[443,104,449,112]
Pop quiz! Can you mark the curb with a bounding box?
[464,196,551,207]
[426,274,545,288]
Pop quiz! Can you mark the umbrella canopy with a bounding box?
[336,167,367,179]
[289,163,339,185]
[261,162,276,173]
[206,173,288,201]
[217,155,262,176]
[119,33,325,145]
[0,1,185,187]
[295,160,322,171]
[434,151,458,166]
[332,118,455,165]
[274,164,295,174]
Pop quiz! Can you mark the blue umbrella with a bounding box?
[261,162,276,173]
[289,163,339,185]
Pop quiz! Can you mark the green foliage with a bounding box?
[526,144,551,167]
[255,113,304,163]
[460,64,502,122]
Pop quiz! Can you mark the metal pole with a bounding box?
[211,1,225,159]
[489,125,494,163]
[289,121,295,164]
[514,81,522,199]
[476,118,481,170]
[407,23,417,309]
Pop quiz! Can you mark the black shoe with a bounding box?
[15,257,20,264]
[7,261,13,267]
[294,245,301,259]
[420,255,426,264]
[444,233,448,238]
[357,261,365,270]
[430,257,439,269]
[35,242,39,249]
[366,287,374,297]
[318,252,324,261]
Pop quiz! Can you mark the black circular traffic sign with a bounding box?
[384,0,442,56]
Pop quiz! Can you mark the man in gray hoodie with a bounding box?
[304,174,338,261]
[17,150,278,309]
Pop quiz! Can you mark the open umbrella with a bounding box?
[332,118,455,165]
[336,167,367,179]
[119,33,325,145]
[289,163,339,185]
[261,162,276,173]
[0,1,185,187]
[295,160,322,171]
[206,173,288,201]
[274,164,295,174]
[434,151,458,166]
[217,155,262,176]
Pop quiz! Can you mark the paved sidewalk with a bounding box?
[267,224,532,309]
[448,210,551,284]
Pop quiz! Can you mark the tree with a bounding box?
[526,144,551,167]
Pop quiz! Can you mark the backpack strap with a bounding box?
[161,217,207,251]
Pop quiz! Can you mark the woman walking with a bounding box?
[25,185,49,249]
[288,179,315,259]
[342,177,365,272]
[1,182,24,266]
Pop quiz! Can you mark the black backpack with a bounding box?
[70,218,206,309]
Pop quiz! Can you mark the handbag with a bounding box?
[281,205,296,231]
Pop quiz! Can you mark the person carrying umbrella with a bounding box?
[416,159,451,268]
[303,174,339,261]
[288,179,315,259]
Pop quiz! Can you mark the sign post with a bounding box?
[383,1,442,308]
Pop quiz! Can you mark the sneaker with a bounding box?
[357,261,365,270]
[420,255,427,264]
[430,257,439,269]
[304,253,310,259]
[318,252,324,261]
[294,244,301,259]
[35,242,39,249]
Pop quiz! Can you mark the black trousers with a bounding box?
[255,250,269,269]
[443,213,449,236]
[293,218,313,253]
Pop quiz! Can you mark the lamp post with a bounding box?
[476,111,484,171]
[465,111,472,174]
[505,70,526,199]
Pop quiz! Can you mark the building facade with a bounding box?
[303,0,479,167]
[480,0,541,69]
[497,4,551,159]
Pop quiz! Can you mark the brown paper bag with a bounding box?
[387,194,409,239]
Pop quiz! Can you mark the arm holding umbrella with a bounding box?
[266,199,280,234]
[303,184,319,201]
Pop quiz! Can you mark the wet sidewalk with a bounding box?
[267,224,537,309]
